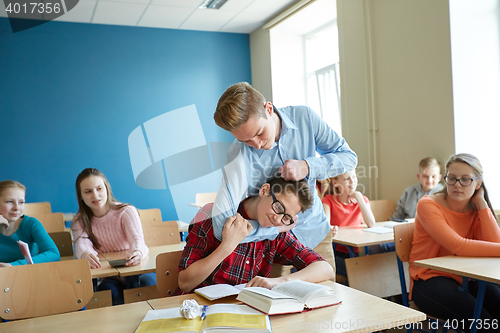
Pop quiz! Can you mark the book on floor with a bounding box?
[195,283,246,301]
[134,303,272,333]
[236,280,341,315]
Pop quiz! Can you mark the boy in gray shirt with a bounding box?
[391,157,443,220]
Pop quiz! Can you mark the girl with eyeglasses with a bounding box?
[409,153,500,331]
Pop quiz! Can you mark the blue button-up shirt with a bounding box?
[211,105,357,249]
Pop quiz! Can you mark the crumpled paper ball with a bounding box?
[179,299,202,319]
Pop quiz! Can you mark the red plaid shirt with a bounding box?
[175,202,324,295]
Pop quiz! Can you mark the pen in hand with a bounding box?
[200,305,208,321]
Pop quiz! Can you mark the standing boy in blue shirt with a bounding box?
[210,82,357,275]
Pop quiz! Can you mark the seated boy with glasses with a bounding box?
[176,177,335,294]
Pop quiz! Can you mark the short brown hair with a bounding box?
[419,157,441,172]
[214,82,267,132]
[267,177,313,213]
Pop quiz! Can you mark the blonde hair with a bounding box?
[0,180,26,197]
[439,153,496,221]
[419,157,441,173]
[214,82,267,132]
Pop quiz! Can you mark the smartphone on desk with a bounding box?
[108,259,130,267]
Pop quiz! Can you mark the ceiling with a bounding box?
[0,0,304,33]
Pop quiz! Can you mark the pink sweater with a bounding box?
[72,205,149,259]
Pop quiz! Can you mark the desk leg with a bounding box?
[470,281,486,333]
[126,275,140,289]
[462,276,469,292]
[347,246,356,258]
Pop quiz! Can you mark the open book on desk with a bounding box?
[195,283,246,301]
[363,221,413,234]
[236,280,341,315]
[135,304,272,333]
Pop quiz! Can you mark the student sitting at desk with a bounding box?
[391,157,443,220]
[321,170,375,282]
[176,177,335,294]
[0,180,60,266]
[71,168,155,305]
[409,153,500,330]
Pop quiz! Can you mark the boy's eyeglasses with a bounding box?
[270,190,295,226]
[444,176,479,187]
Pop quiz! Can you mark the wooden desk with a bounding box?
[414,256,500,333]
[90,254,120,279]
[414,256,500,285]
[176,220,189,232]
[189,203,203,209]
[334,222,395,248]
[148,281,426,333]
[102,243,186,277]
[1,301,152,333]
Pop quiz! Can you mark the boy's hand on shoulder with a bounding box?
[279,159,309,181]
[246,276,282,290]
[222,214,253,248]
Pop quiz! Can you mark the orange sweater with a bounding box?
[409,196,500,297]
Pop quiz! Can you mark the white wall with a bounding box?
[269,29,306,107]
[250,27,273,101]
[450,0,500,208]
[337,0,456,201]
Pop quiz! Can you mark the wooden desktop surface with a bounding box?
[107,243,186,277]
[1,301,152,333]
[148,281,425,333]
[414,256,500,285]
[89,253,120,279]
[333,222,395,247]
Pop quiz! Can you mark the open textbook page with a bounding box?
[135,304,271,333]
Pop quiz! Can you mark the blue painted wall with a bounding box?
[0,18,250,220]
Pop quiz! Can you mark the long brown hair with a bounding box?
[73,168,128,249]
[439,153,497,222]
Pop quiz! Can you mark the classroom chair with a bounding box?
[370,199,397,222]
[123,285,163,304]
[49,231,74,258]
[23,201,52,219]
[156,250,183,297]
[394,223,461,333]
[195,192,217,207]
[0,259,93,320]
[38,212,65,233]
[85,290,113,309]
[345,251,409,298]
[138,209,181,246]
